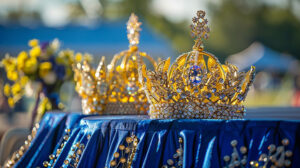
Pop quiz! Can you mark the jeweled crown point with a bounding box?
[127,13,142,47]
[95,56,106,79]
[190,10,210,51]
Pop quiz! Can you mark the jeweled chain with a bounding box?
[108,134,139,168]
[3,123,40,168]
[224,138,293,168]
[162,137,184,168]
[42,128,71,167]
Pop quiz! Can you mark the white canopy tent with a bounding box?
[227,42,298,73]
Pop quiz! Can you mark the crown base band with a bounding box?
[149,103,245,119]
[81,99,149,115]
[105,102,147,115]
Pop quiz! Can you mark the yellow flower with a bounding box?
[36,97,52,122]
[83,53,93,63]
[29,39,39,47]
[57,50,74,65]
[8,97,14,107]
[29,46,41,58]
[17,51,28,70]
[20,76,29,86]
[39,62,52,78]
[23,58,38,74]
[4,84,10,96]
[56,57,64,64]
[7,70,18,81]
[11,83,21,96]
[23,57,38,74]
[75,53,82,62]
[66,68,73,79]
[2,56,17,72]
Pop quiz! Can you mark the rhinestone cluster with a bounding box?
[150,102,244,119]
[105,102,149,115]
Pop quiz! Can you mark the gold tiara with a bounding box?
[138,10,255,119]
[74,13,157,115]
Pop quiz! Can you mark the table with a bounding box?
[14,112,300,168]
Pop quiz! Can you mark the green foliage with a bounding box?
[100,0,300,61]
[206,0,300,61]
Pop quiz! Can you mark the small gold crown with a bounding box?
[74,13,157,115]
[139,10,255,119]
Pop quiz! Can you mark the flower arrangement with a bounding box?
[1,39,91,123]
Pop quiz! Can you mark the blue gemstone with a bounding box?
[219,94,225,99]
[127,85,138,95]
[212,88,216,93]
[237,94,244,101]
[189,65,202,84]
[206,93,212,99]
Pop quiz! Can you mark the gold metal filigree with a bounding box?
[138,10,255,119]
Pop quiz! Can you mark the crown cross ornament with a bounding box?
[191,10,210,50]
[139,10,255,119]
[127,14,142,46]
[74,13,156,115]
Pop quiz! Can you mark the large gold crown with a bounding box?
[138,10,255,119]
[74,13,157,115]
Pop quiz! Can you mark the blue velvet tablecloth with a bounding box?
[14,112,300,168]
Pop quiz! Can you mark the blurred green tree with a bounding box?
[2,0,300,61]
[206,0,300,61]
[100,0,300,61]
